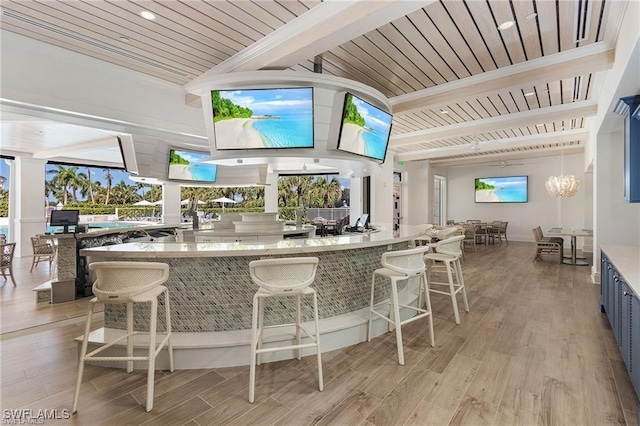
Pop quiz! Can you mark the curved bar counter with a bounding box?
[79,226,421,368]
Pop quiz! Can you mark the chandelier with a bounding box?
[546,127,580,198]
[546,175,580,198]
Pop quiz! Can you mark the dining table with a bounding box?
[547,228,592,266]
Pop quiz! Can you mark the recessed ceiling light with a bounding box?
[119,36,130,43]
[440,109,449,114]
[140,10,155,20]
[498,20,515,30]
[524,91,535,96]
[536,123,545,127]
[526,12,537,20]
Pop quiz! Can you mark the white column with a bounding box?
[349,178,362,221]
[13,157,47,257]
[264,171,279,213]
[370,161,394,226]
[162,183,182,224]
[404,160,431,225]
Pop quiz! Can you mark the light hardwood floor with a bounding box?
[1,242,638,425]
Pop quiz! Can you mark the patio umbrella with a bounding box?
[151,200,163,205]
[211,196,237,212]
[133,200,153,206]
[180,199,206,205]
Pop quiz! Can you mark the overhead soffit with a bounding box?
[0,0,627,167]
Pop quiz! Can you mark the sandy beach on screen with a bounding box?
[340,123,366,156]
[168,164,193,180]
[215,118,265,149]
[475,190,501,202]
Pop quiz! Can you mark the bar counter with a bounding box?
[78,226,421,368]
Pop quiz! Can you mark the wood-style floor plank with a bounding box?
[1,242,638,425]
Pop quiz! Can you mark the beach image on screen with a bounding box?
[168,149,217,182]
[475,176,528,203]
[337,93,392,161]
[211,88,314,150]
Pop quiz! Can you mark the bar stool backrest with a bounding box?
[90,261,170,301]
[381,246,430,276]
[435,235,465,258]
[249,257,319,294]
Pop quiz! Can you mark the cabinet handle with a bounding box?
[623,291,629,296]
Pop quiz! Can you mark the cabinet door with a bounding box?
[620,282,632,367]
[608,272,619,337]
[630,290,640,396]
[601,256,611,312]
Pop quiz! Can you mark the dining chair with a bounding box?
[30,236,56,272]
[1,243,17,286]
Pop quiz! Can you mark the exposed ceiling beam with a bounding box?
[186,0,434,88]
[394,129,589,161]
[390,42,614,115]
[32,136,116,159]
[389,101,597,147]
[429,145,584,168]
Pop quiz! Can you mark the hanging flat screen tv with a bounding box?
[168,149,217,183]
[337,93,392,163]
[475,176,528,203]
[211,87,314,150]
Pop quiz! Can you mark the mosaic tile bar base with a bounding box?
[102,242,409,332]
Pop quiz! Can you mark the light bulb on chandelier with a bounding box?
[545,126,580,198]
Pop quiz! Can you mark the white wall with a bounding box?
[446,154,588,243]
[595,130,640,250]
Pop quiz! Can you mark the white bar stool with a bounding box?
[72,261,174,413]
[424,235,469,324]
[367,246,434,365]
[248,257,323,403]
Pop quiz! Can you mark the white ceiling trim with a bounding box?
[394,129,589,161]
[390,100,598,147]
[31,136,117,159]
[390,42,614,114]
[430,145,584,168]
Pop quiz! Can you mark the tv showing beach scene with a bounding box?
[211,87,314,150]
[475,176,528,203]
[168,149,217,182]
[337,93,392,162]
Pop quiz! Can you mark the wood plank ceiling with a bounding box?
[0,0,626,167]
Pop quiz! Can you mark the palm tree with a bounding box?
[85,167,96,204]
[109,181,139,204]
[46,165,84,204]
[103,169,113,205]
[325,177,342,208]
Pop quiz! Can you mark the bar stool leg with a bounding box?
[146,298,158,412]
[72,301,95,414]
[257,297,265,366]
[249,293,260,404]
[312,291,323,391]
[455,259,469,313]
[296,295,302,360]
[367,273,376,342]
[446,260,461,325]
[127,302,134,373]
[390,279,404,365]
[421,273,435,347]
[164,290,174,372]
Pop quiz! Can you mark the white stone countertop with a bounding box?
[81,225,419,258]
[183,224,316,236]
[600,245,640,297]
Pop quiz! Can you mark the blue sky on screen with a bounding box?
[351,96,392,130]
[220,88,313,116]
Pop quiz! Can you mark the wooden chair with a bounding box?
[1,242,17,286]
[462,224,477,253]
[30,236,55,272]
[487,221,502,244]
[532,228,562,263]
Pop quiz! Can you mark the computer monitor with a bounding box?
[49,209,79,234]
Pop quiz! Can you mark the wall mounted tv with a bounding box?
[168,149,217,183]
[475,176,528,203]
[211,87,314,150]
[337,93,392,162]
